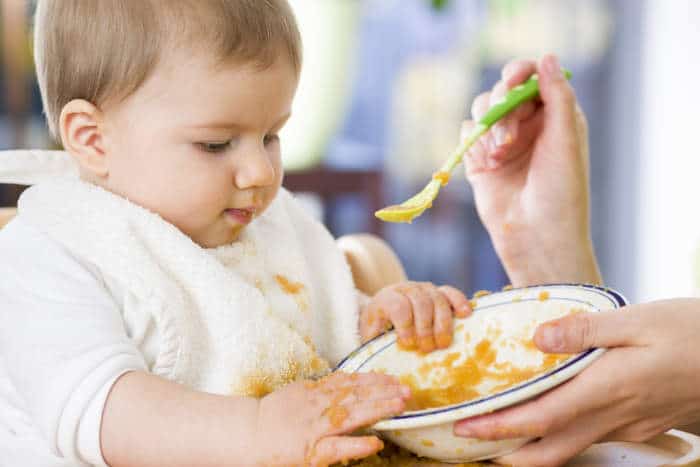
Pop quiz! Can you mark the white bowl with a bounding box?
[336,283,627,463]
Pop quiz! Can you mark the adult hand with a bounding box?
[453,299,700,467]
[462,54,600,286]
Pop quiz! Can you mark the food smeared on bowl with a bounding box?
[399,335,569,411]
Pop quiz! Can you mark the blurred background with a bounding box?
[1,0,699,304]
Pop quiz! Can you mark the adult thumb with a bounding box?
[533,310,640,354]
[537,54,578,134]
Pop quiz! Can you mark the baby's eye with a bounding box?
[197,141,231,153]
[264,134,280,146]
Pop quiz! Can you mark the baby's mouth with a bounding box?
[224,207,255,225]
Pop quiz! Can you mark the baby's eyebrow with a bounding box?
[186,113,292,132]
[185,121,244,131]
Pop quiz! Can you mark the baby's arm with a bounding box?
[101,371,258,465]
[103,370,408,466]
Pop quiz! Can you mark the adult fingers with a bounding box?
[454,357,619,440]
[310,436,384,467]
[537,54,578,140]
[469,92,499,168]
[471,91,491,121]
[502,58,538,88]
[489,80,513,149]
[463,120,490,173]
[492,99,537,150]
[533,309,647,354]
[495,412,615,467]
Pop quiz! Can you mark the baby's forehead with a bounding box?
[118,50,297,131]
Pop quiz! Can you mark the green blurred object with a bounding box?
[431,0,450,11]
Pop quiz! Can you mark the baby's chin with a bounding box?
[187,222,247,249]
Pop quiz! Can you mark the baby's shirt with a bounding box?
[0,218,146,466]
[0,179,361,466]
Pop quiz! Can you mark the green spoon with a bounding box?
[375,70,572,223]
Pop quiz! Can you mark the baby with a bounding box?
[0,1,471,466]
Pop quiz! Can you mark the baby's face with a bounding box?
[99,49,297,248]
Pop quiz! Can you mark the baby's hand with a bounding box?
[360,282,471,352]
[255,371,410,466]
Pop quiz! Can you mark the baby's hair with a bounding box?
[33,0,302,142]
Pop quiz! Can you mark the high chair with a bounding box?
[0,207,15,229]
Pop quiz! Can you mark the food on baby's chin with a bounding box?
[398,338,568,411]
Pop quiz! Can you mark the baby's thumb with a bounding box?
[533,310,638,354]
[537,54,578,134]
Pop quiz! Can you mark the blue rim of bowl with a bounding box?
[335,283,627,421]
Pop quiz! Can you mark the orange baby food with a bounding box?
[275,274,305,294]
[399,339,568,411]
[432,171,451,186]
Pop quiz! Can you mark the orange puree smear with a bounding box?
[473,290,491,298]
[399,339,569,411]
[326,405,349,428]
[538,291,550,301]
[432,171,451,186]
[275,274,305,294]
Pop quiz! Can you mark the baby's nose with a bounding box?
[234,150,276,189]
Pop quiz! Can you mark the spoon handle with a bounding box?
[478,69,572,129]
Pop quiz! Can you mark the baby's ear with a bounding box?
[59,99,108,178]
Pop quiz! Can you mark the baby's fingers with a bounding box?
[360,301,390,343]
[439,285,472,318]
[322,398,407,436]
[317,371,400,391]
[380,290,416,349]
[310,436,384,467]
[402,286,436,353]
[426,286,453,349]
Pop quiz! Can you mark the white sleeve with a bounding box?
[0,218,147,466]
